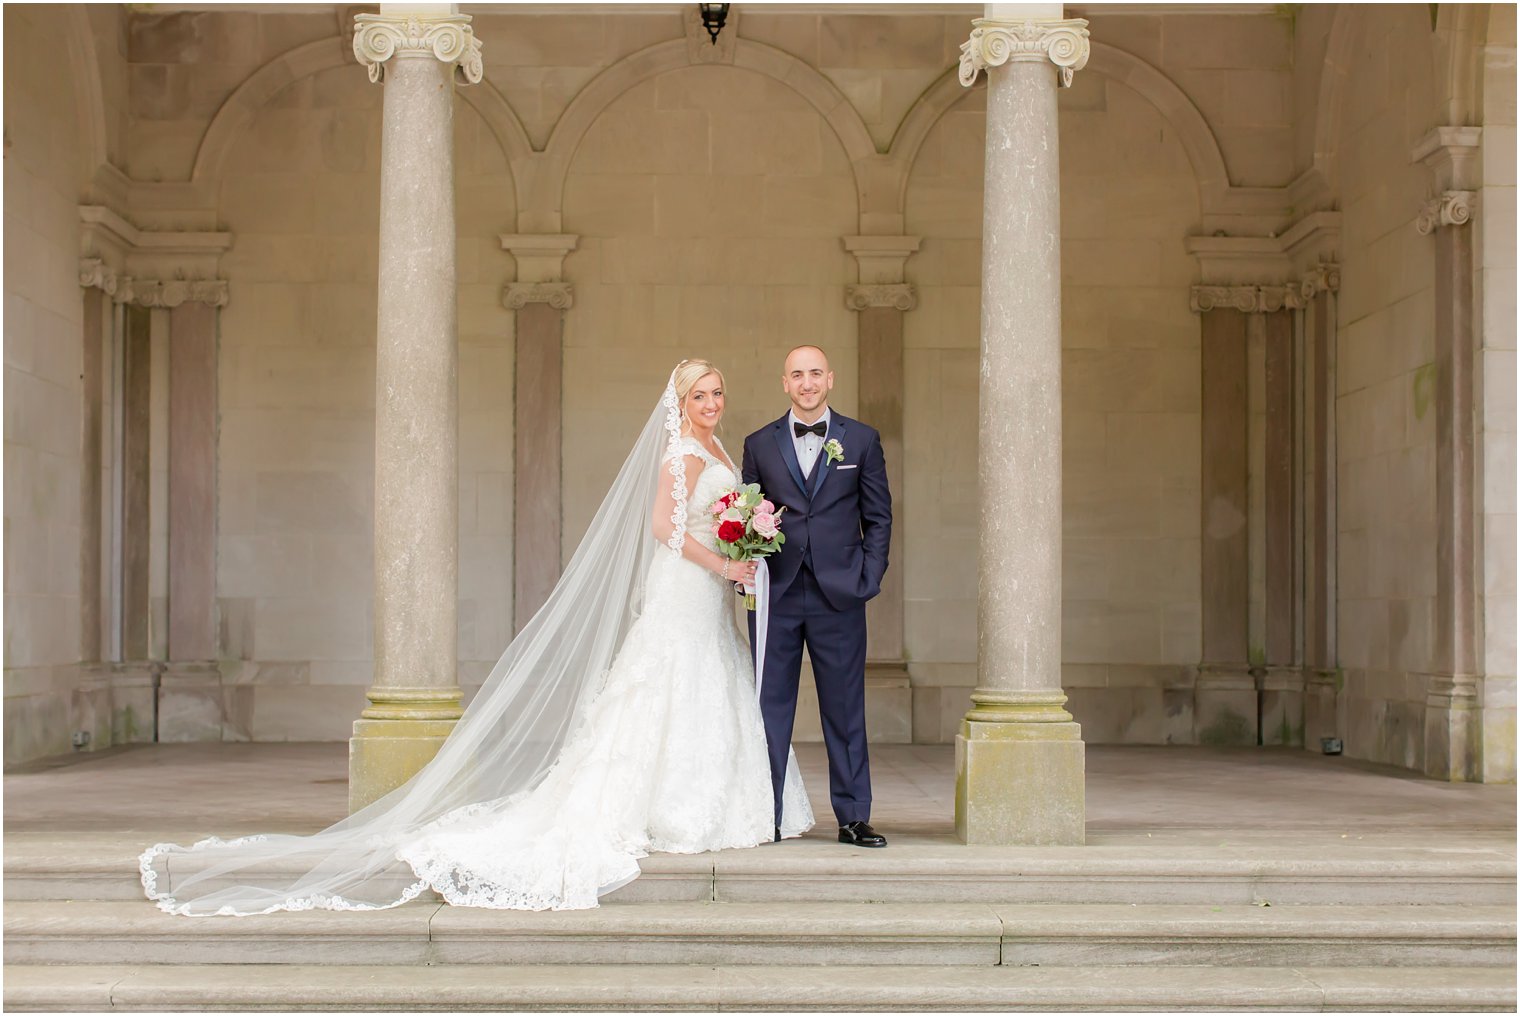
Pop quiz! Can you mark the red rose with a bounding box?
[721,492,739,507]
[717,520,745,543]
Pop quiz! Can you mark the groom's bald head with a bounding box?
[782,345,833,419]
[784,345,830,373]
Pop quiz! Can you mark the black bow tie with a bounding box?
[793,420,827,439]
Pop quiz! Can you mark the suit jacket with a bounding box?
[742,410,892,611]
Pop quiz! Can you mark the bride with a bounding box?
[141,359,813,915]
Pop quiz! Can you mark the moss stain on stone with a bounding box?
[1200,709,1253,745]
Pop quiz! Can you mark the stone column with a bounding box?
[1414,127,1482,781]
[500,234,576,634]
[844,234,920,745]
[954,6,1088,845]
[350,5,484,813]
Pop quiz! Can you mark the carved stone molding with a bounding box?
[79,257,118,296]
[1416,191,1475,235]
[1189,285,1302,315]
[1424,672,1482,707]
[353,12,483,84]
[499,234,578,284]
[114,277,230,308]
[842,235,922,285]
[845,284,917,312]
[503,282,573,310]
[1412,125,1482,191]
[959,17,1090,88]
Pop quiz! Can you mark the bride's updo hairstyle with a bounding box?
[672,358,725,403]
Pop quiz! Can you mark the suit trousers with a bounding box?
[750,562,871,827]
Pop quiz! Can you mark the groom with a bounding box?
[742,345,892,848]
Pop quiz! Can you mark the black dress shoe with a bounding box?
[838,821,887,848]
[773,826,782,843]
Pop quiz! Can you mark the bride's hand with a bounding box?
[720,559,758,586]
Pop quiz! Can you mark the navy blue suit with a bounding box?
[742,411,892,827]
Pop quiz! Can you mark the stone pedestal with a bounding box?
[953,8,1088,846]
[349,6,483,814]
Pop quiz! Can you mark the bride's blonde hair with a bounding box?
[672,358,725,403]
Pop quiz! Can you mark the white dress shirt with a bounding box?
[789,407,831,479]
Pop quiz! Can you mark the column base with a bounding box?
[1302,668,1342,751]
[109,661,162,744]
[1260,665,1305,746]
[1422,672,1482,781]
[953,691,1085,845]
[1195,665,1258,745]
[157,661,225,742]
[348,717,459,814]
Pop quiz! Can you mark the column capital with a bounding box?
[1415,191,1476,235]
[79,257,118,296]
[503,282,574,310]
[845,284,916,312]
[353,11,483,85]
[958,17,1090,88]
[1190,263,1341,315]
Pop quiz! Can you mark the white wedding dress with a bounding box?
[396,437,813,910]
[140,383,813,916]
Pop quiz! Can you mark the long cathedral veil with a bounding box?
[141,369,694,915]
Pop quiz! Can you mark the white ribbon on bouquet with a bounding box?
[744,557,770,704]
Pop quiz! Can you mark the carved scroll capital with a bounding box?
[1298,262,1341,302]
[503,282,573,310]
[1415,191,1475,235]
[353,13,483,85]
[959,17,1090,88]
[114,277,229,308]
[79,257,118,296]
[844,284,917,312]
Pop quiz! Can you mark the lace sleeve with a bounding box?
[660,386,687,555]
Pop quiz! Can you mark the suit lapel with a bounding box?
[809,415,845,499]
[772,416,807,497]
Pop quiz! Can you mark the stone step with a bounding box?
[4,963,1515,1012]
[9,836,1515,906]
[5,900,1513,968]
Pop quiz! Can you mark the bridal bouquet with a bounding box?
[708,484,785,609]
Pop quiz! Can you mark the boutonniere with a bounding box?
[823,438,844,466]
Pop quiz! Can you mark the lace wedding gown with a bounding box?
[394,436,813,910]
[141,375,807,916]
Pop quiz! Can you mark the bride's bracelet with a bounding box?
[721,560,731,580]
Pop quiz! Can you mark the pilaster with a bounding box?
[1188,260,1340,749]
[843,235,920,745]
[500,233,577,634]
[1413,126,1483,781]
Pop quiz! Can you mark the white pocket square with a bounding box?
[836,464,857,470]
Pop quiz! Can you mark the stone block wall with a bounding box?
[3,5,98,765]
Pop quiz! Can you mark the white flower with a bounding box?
[824,438,844,465]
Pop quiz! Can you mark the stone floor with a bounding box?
[5,742,1514,853]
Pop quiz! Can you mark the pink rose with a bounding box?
[752,512,779,539]
[758,499,776,515]
[720,506,744,523]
